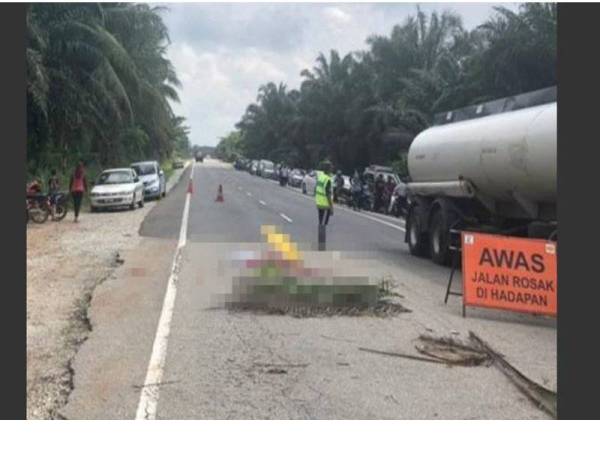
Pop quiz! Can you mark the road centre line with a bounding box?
[280,213,293,223]
[135,164,194,420]
[259,200,267,206]
[246,192,252,197]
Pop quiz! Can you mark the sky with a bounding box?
[161,2,518,147]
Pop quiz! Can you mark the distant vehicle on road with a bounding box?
[91,168,144,212]
[195,151,204,162]
[131,160,166,200]
[258,160,275,179]
[172,159,184,169]
[289,169,305,187]
[234,158,246,170]
[301,170,317,195]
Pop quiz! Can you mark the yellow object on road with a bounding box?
[260,225,302,261]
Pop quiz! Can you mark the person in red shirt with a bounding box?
[69,161,88,222]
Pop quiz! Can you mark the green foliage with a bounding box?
[215,131,243,163]
[222,4,556,176]
[26,3,190,179]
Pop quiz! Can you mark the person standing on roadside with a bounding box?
[69,161,87,222]
[374,173,385,212]
[315,160,334,226]
[48,169,60,219]
[350,172,362,210]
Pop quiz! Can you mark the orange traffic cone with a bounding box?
[215,184,224,202]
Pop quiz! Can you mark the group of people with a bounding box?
[27,161,88,222]
[314,163,400,227]
[349,172,397,212]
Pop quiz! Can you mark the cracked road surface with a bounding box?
[62,159,555,419]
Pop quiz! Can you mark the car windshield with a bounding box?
[262,162,274,170]
[131,163,156,176]
[97,171,133,185]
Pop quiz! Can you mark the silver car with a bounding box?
[90,168,145,212]
[131,161,166,200]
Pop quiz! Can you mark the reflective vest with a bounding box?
[315,171,332,209]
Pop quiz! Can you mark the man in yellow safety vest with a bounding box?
[315,160,334,226]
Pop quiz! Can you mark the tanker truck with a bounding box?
[404,87,557,265]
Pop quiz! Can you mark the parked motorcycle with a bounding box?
[351,185,373,211]
[27,193,50,224]
[388,183,408,218]
[49,191,69,221]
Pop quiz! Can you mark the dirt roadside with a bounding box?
[26,163,190,419]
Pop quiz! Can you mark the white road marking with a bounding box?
[341,207,406,232]
[259,200,267,206]
[135,164,194,420]
[246,192,252,197]
[280,213,293,223]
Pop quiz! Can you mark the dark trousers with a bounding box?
[318,208,331,226]
[72,191,83,218]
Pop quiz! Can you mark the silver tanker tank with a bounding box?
[407,102,557,213]
[404,99,557,265]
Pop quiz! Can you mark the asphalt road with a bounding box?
[62,159,556,419]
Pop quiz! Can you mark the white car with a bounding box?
[259,160,275,179]
[289,169,305,187]
[301,170,317,195]
[131,160,166,200]
[90,168,145,212]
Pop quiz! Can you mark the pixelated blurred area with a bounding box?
[215,225,410,317]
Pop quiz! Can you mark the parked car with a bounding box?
[289,169,305,187]
[90,168,144,212]
[234,158,247,170]
[301,170,317,195]
[362,165,401,187]
[259,160,275,179]
[131,161,166,200]
[249,160,259,175]
[172,159,184,169]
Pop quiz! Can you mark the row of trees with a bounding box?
[217,4,556,174]
[27,3,190,175]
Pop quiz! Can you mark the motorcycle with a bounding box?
[27,193,50,224]
[388,184,408,218]
[49,191,69,221]
[350,185,373,211]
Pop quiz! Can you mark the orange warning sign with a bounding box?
[462,232,557,316]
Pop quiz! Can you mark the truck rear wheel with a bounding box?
[407,206,428,257]
[429,206,458,266]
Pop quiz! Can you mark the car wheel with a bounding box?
[162,184,166,197]
[130,196,136,210]
[138,195,144,208]
[302,183,307,194]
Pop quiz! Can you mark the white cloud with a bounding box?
[323,6,353,25]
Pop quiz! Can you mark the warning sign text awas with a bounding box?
[462,232,557,316]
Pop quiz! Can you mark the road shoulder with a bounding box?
[26,162,190,419]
